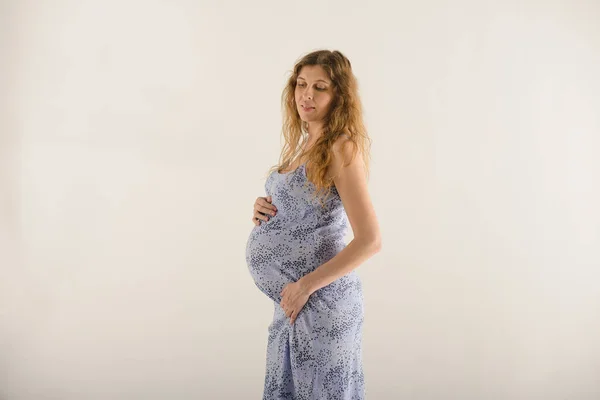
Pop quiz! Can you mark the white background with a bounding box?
[1,0,599,399]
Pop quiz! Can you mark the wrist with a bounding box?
[299,273,318,295]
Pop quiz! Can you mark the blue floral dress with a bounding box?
[245,162,365,399]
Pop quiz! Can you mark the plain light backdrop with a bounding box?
[1,0,599,399]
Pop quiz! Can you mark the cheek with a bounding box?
[319,97,333,112]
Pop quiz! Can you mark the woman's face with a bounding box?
[294,65,334,125]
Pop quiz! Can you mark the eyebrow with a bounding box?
[297,77,331,84]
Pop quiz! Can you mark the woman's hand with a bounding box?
[280,280,312,325]
[252,196,277,226]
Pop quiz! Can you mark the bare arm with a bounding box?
[300,137,382,294]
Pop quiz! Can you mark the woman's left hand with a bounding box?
[280,280,312,325]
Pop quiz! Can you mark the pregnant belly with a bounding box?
[245,225,348,303]
[245,230,299,302]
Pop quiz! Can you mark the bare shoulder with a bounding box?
[327,133,358,179]
[328,133,380,246]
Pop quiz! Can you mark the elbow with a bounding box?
[362,235,381,254]
[371,236,382,253]
[355,229,382,254]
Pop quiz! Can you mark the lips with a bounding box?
[302,105,315,111]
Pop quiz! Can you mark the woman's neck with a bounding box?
[305,121,324,140]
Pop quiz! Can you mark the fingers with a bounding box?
[264,195,274,207]
[252,212,269,223]
[252,215,263,225]
[281,305,297,324]
[253,196,277,226]
[280,300,291,316]
[252,214,269,227]
[280,294,290,318]
[257,196,277,214]
[258,205,277,216]
[280,298,297,325]
[252,210,271,224]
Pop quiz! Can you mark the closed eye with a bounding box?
[297,83,326,90]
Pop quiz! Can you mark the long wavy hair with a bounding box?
[267,49,372,208]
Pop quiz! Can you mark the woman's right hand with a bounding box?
[253,195,277,226]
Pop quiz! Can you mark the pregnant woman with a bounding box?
[245,49,382,399]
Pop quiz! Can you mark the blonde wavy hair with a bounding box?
[267,49,372,208]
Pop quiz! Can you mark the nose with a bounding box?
[302,86,314,101]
